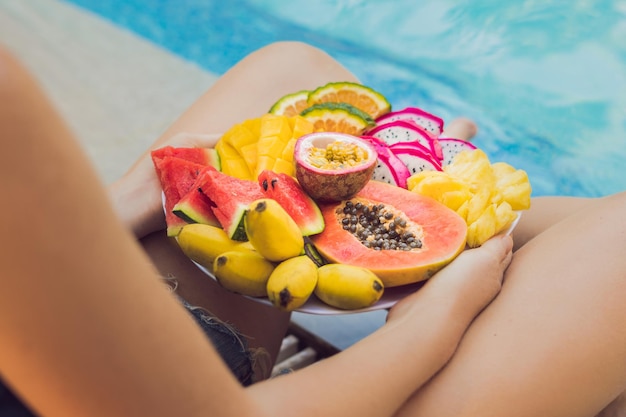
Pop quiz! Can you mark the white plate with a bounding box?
[187,212,522,315]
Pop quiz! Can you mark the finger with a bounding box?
[477,234,514,268]
[440,234,513,289]
[441,117,478,142]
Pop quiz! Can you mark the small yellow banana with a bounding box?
[212,249,275,297]
[314,264,384,310]
[177,223,241,268]
[244,198,304,262]
[266,255,318,311]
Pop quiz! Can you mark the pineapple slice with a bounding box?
[494,201,518,234]
[465,186,494,225]
[493,162,532,210]
[466,203,498,248]
[441,189,474,212]
[445,149,497,191]
[407,148,532,247]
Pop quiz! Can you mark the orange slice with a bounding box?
[268,90,311,117]
[307,81,391,119]
[300,102,375,135]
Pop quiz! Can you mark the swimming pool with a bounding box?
[66,0,626,198]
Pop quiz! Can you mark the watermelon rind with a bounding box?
[205,148,222,171]
[152,156,208,237]
[217,204,249,242]
[172,189,220,227]
[152,146,221,170]
[195,169,264,241]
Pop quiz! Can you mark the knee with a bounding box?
[246,41,357,84]
[255,41,327,62]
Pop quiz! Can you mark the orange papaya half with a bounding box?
[310,180,468,287]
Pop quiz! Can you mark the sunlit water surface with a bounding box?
[68,0,626,197]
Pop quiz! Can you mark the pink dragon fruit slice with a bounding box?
[366,120,443,162]
[389,143,443,180]
[359,136,411,188]
[438,138,477,166]
[374,107,445,137]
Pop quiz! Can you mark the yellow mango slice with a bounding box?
[239,143,258,174]
[260,114,292,140]
[255,155,275,177]
[225,124,257,149]
[289,115,314,139]
[281,137,298,162]
[215,140,240,159]
[272,158,295,177]
[243,118,262,137]
[256,135,287,157]
[222,157,253,180]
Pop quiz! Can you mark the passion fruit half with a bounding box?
[294,132,377,202]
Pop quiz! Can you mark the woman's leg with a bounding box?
[395,190,626,416]
[137,41,361,376]
[155,41,358,147]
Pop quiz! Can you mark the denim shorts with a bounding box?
[0,298,257,416]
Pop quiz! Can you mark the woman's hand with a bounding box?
[388,235,513,325]
[108,132,221,239]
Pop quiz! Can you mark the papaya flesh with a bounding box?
[311,180,468,287]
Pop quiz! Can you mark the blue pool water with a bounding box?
[66,0,626,198]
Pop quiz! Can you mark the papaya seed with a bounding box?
[338,199,423,251]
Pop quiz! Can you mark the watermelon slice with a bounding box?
[151,146,221,170]
[195,169,264,241]
[172,167,221,227]
[258,170,325,236]
[153,156,208,236]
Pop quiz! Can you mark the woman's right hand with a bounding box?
[387,235,513,325]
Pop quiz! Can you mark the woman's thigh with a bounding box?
[397,191,626,417]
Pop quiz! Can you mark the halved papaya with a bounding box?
[311,180,467,287]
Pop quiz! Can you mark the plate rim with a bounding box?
[186,211,522,315]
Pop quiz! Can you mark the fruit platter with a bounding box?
[153,82,532,314]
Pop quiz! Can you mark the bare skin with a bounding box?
[109,42,364,370]
[1,41,625,417]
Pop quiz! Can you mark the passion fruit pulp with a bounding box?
[294,132,377,202]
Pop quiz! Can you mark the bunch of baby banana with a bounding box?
[177,198,384,311]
